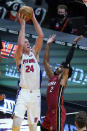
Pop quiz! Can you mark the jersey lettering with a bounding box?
[23,59,35,64]
[48,81,56,86]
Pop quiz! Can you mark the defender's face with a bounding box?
[55,65,64,75]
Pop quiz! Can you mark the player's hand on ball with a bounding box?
[16,13,26,24]
[18,6,33,22]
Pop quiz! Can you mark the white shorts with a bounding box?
[14,88,41,124]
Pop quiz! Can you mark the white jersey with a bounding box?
[19,51,40,90]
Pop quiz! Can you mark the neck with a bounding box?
[23,49,30,54]
[58,73,63,82]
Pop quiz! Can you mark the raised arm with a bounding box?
[32,12,44,56]
[43,34,56,79]
[65,35,83,64]
[14,14,26,68]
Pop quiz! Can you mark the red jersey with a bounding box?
[42,75,66,131]
[47,75,64,109]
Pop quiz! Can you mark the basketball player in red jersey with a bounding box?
[12,10,44,131]
[41,34,83,131]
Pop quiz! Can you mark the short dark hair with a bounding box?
[75,111,87,129]
[57,4,68,12]
[61,62,72,78]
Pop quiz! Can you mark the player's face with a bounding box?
[55,65,64,75]
[23,39,30,53]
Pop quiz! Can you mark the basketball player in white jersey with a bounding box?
[12,10,44,131]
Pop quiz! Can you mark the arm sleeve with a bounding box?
[65,44,76,64]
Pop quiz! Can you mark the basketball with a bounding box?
[18,6,33,21]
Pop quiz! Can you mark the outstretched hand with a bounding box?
[73,35,83,45]
[47,34,56,45]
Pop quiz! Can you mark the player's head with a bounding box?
[54,62,72,78]
[23,38,31,53]
[61,62,72,78]
[75,111,87,129]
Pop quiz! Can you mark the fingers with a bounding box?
[78,35,83,41]
[17,12,26,22]
[49,34,56,39]
[52,34,56,38]
[74,35,83,44]
[47,34,56,44]
[49,34,56,42]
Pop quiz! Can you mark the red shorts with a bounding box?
[42,106,66,131]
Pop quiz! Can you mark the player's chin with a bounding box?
[26,47,30,50]
[27,46,30,48]
[26,48,30,52]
